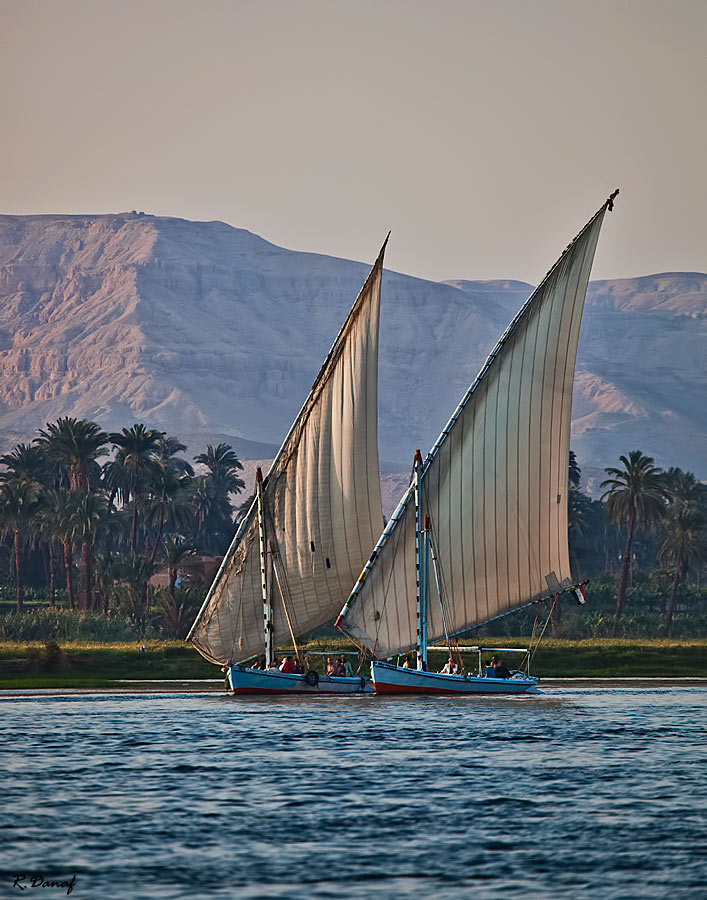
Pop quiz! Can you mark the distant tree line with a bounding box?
[0,417,250,636]
[568,450,707,637]
[0,419,705,640]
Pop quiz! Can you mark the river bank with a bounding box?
[0,638,705,689]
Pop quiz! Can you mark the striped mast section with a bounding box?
[255,467,273,668]
[413,450,427,671]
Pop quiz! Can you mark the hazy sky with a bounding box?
[1,0,705,283]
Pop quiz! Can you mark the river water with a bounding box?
[1,686,706,899]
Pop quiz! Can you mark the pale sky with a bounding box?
[1,0,705,283]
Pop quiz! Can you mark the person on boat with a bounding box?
[402,656,411,668]
[341,655,354,677]
[251,658,261,670]
[270,657,280,670]
[293,657,303,674]
[326,657,336,676]
[440,657,458,675]
[279,655,297,674]
[489,656,512,678]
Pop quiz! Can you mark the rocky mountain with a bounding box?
[0,213,705,504]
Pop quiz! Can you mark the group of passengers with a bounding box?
[250,655,304,674]
[326,655,355,678]
[250,653,356,678]
[430,654,513,678]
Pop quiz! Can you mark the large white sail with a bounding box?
[338,197,616,658]
[188,241,387,665]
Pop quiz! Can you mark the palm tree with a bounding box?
[156,436,194,477]
[144,465,192,564]
[39,489,79,610]
[118,553,155,623]
[663,468,707,512]
[0,478,41,611]
[569,450,581,489]
[194,443,245,495]
[159,535,196,601]
[70,492,107,610]
[601,451,668,636]
[35,418,108,492]
[188,474,233,551]
[658,505,707,637]
[0,443,49,483]
[109,424,164,553]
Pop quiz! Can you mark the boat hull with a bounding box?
[227,666,372,694]
[371,660,539,694]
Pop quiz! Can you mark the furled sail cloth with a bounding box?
[338,196,616,658]
[188,240,387,665]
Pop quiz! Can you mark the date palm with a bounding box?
[70,492,107,610]
[144,465,192,564]
[156,436,194,477]
[159,535,196,602]
[194,443,245,495]
[35,417,108,492]
[109,424,164,553]
[0,443,49,484]
[569,450,581,489]
[663,468,706,512]
[0,478,41,611]
[658,504,707,637]
[39,489,79,610]
[601,451,668,636]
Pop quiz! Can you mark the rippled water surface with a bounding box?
[2,687,706,899]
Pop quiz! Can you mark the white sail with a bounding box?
[188,241,387,665]
[338,197,615,658]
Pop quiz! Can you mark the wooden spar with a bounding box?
[413,450,427,671]
[272,555,301,664]
[422,513,430,668]
[428,522,453,660]
[256,467,273,667]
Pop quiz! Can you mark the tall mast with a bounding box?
[413,450,428,671]
[256,467,273,667]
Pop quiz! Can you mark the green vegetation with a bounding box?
[0,418,705,648]
[1,638,705,688]
[0,419,242,638]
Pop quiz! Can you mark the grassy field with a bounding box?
[0,638,706,688]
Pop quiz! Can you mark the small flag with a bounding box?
[574,584,587,606]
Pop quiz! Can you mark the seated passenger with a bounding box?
[293,658,303,674]
[492,656,512,679]
[440,657,458,675]
[326,657,336,676]
[279,655,297,674]
[401,656,411,668]
[341,655,354,677]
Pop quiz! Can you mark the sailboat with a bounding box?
[336,192,619,694]
[186,240,388,693]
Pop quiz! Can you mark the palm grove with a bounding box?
[0,418,246,637]
[0,419,705,639]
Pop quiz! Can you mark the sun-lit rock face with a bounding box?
[0,213,705,493]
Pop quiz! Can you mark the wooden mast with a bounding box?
[256,467,273,667]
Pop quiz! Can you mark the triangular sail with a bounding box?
[188,241,387,665]
[338,197,615,658]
